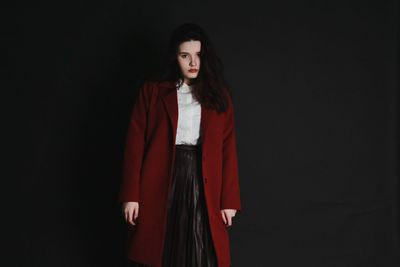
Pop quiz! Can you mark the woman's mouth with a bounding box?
[188,69,198,73]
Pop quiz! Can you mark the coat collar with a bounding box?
[160,80,212,144]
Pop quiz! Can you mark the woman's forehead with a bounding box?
[179,40,201,52]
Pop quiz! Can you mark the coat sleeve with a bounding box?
[118,81,152,203]
[220,94,242,213]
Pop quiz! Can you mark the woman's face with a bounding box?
[176,40,201,84]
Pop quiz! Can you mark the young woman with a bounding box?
[119,23,242,267]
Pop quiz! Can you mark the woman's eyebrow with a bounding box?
[178,51,201,54]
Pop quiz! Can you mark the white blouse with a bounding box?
[175,81,202,145]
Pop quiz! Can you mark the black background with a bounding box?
[6,0,399,266]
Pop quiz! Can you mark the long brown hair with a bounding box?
[152,23,231,114]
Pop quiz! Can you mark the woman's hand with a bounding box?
[123,202,139,226]
[220,209,237,227]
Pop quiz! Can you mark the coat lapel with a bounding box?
[161,82,211,144]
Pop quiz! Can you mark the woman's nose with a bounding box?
[190,58,197,67]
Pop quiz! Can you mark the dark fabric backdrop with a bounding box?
[6,0,399,266]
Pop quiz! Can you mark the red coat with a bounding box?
[118,80,242,267]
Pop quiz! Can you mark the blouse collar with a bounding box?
[177,80,192,93]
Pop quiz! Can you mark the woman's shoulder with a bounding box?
[144,79,176,90]
[139,80,176,105]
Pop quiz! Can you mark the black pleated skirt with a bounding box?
[129,144,218,267]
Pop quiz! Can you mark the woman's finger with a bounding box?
[227,214,232,227]
[221,211,227,225]
[128,208,135,225]
[134,205,139,220]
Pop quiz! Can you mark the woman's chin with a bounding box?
[185,73,198,79]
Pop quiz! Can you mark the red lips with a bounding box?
[188,69,198,73]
